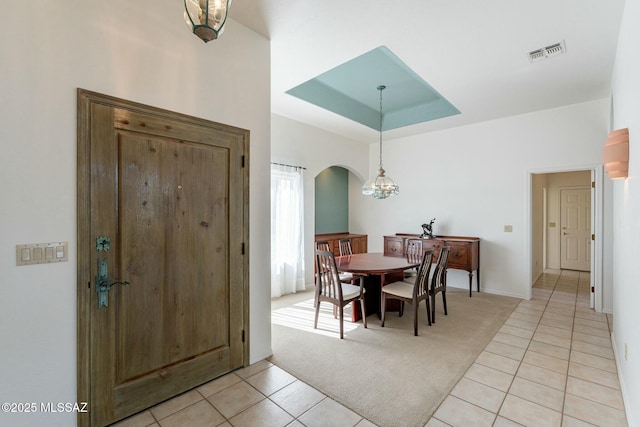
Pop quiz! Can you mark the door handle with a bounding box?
[95,237,129,308]
[96,258,130,308]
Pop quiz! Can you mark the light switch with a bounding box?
[33,247,44,261]
[16,242,68,266]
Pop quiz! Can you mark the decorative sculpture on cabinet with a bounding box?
[421,219,436,238]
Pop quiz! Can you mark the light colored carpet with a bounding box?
[269,288,520,427]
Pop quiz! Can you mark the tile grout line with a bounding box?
[492,271,557,426]
[430,272,558,427]
[559,271,579,426]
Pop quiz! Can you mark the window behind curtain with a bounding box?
[271,164,305,297]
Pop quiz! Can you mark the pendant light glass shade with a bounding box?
[362,167,400,199]
[362,85,399,199]
[184,0,232,43]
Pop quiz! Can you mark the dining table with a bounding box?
[335,253,420,322]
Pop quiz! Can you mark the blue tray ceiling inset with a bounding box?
[286,46,460,131]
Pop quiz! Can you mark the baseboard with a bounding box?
[532,269,543,284]
[452,283,527,300]
[249,348,274,366]
[611,331,636,427]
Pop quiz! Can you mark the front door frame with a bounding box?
[76,89,250,426]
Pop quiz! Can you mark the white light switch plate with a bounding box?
[16,242,68,266]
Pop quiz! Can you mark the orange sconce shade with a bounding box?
[603,128,629,179]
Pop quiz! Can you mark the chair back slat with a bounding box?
[315,249,342,301]
[406,239,423,264]
[413,250,434,298]
[338,239,353,256]
[316,240,330,252]
[431,246,450,294]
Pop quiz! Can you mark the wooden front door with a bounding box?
[560,188,591,271]
[77,90,249,427]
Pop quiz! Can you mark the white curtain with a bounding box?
[271,164,306,298]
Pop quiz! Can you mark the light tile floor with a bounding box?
[114,270,627,427]
[428,269,628,427]
[112,359,376,427]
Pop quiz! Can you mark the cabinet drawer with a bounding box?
[447,243,469,268]
[422,239,443,251]
[421,239,442,259]
[384,237,404,257]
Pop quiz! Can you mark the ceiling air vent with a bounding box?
[528,41,566,62]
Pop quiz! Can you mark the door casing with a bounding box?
[527,165,603,312]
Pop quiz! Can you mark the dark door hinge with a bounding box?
[241,155,245,167]
[242,330,245,342]
[242,242,245,255]
[591,286,595,293]
[592,181,595,188]
[88,281,91,289]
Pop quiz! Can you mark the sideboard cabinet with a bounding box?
[384,234,480,297]
[315,233,368,256]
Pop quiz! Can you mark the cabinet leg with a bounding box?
[468,273,472,297]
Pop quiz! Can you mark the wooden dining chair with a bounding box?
[404,239,423,283]
[314,249,367,339]
[315,240,330,252]
[317,240,354,284]
[338,238,353,256]
[381,250,434,336]
[429,246,450,324]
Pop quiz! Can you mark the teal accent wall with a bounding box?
[315,166,349,234]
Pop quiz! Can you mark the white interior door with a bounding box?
[560,188,591,271]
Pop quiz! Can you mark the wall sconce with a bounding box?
[603,128,629,179]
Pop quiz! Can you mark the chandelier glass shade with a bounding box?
[362,85,399,199]
[184,0,232,43]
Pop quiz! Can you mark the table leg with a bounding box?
[351,275,379,322]
[467,269,480,297]
[350,271,404,321]
[379,271,403,319]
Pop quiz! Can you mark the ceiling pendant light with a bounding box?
[362,85,399,199]
[184,0,232,43]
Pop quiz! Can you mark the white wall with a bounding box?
[271,114,369,286]
[352,99,610,299]
[531,173,546,282]
[610,0,640,424]
[0,2,271,426]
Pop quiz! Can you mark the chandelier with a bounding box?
[184,0,232,43]
[362,85,399,199]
